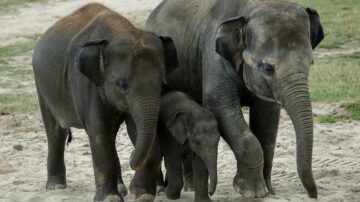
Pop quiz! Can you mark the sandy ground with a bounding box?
[0,0,359,202]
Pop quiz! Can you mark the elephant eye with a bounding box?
[259,63,275,76]
[116,80,128,92]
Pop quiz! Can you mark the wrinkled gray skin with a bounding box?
[156,91,220,202]
[32,3,178,202]
[146,0,323,198]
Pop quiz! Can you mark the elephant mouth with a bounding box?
[254,93,281,104]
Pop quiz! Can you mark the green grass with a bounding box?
[310,52,360,123]
[316,102,360,123]
[317,114,349,123]
[0,42,36,86]
[309,52,360,102]
[135,21,146,29]
[0,93,38,113]
[342,102,360,120]
[298,0,360,48]
[0,41,38,113]
[0,41,35,58]
[0,0,46,13]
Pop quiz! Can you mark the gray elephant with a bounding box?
[32,3,178,202]
[146,0,324,198]
[156,91,220,202]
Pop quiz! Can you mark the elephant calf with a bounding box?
[32,3,178,202]
[157,91,220,202]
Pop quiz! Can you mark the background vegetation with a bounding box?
[0,0,46,13]
[299,0,360,48]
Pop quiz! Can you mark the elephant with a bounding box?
[155,91,220,201]
[146,0,324,198]
[32,3,178,202]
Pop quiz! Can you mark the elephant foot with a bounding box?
[156,185,165,195]
[46,183,66,190]
[136,194,155,202]
[183,180,194,192]
[165,187,181,200]
[130,186,146,198]
[265,179,275,195]
[194,196,212,202]
[46,177,67,190]
[117,184,128,197]
[94,186,122,202]
[233,172,267,198]
[94,195,123,202]
[130,186,155,202]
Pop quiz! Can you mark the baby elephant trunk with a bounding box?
[203,149,218,196]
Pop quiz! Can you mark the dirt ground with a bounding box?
[0,0,359,202]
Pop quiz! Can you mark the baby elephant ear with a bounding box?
[76,39,108,86]
[159,36,179,75]
[306,8,324,49]
[166,112,187,145]
[215,16,247,72]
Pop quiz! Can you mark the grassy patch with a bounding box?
[316,102,360,123]
[0,93,39,113]
[310,52,360,102]
[0,0,47,13]
[342,102,360,120]
[298,0,360,48]
[0,40,35,81]
[317,114,349,123]
[0,41,35,58]
[135,21,146,29]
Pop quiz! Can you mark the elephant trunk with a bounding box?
[203,149,218,196]
[279,75,317,198]
[129,96,160,171]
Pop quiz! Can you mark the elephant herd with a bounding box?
[32,0,324,201]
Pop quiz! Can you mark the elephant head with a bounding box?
[215,4,324,198]
[166,108,220,196]
[76,33,178,170]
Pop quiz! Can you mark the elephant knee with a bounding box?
[240,132,264,168]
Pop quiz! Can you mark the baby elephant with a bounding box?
[157,91,220,202]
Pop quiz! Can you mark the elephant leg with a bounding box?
[182,151,194,192]
[193,154,211,202]
[156,168,166,195]
[38,94,68,190]
[125,117,160,201]
[203,75,266,198]
[163,153,183,200]
[87,125,122,202]
[114,153,128,197]
[250,98,280,194]
[111,118,128,197]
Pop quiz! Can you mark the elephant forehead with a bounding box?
[110,39,161,62]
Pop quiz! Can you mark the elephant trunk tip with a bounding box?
[298,168,318,198]
[306,184,318,199]
[129,150,146,171]
[207,161,218,196]
[208,177,217,196]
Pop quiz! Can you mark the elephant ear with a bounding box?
[166,112,188,145]
[215,16,247,72]
[76,39,108,86]
[306,8,324,49]
[159,36,179,75]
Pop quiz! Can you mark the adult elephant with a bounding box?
[146,0,323,198]
[32,3,178,201]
